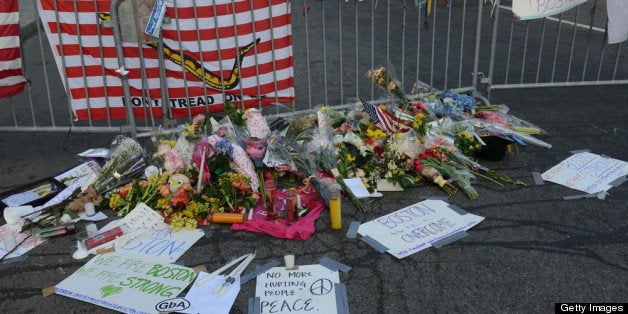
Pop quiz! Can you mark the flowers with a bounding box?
[367,66,409,105]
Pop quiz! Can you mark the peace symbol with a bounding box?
[309,278,333,295]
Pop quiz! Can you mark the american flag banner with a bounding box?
[37,0,294,120]
[362,101,413,134]
[0,0,27,98]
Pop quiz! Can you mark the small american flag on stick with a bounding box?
[362,100,413,134]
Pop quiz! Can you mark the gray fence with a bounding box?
[0,0,625,135]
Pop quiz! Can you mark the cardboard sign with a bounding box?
[512,0,586,20]
[358,200,484,258]
[542,152,627,193]
[56,252,196,313]
[256,264,340,314]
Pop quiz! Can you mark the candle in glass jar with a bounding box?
[329,188,342,229]
[285,188,298,225]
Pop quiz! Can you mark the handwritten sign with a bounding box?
[0,223,46,258]
[542,152,627,193]
[512,0,587,20]
[256,264,340,314]
[91,203,204,263]
[118,226,204,263]
[56,251,196,313]
[358,200,484,258]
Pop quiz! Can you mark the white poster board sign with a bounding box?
[512,0,586,20]
[117,226,204,263]
[541,152,627,193]
[358,200,484,259]
[56,251,196,313]
[93,203,204,263]
[256,264,340,314]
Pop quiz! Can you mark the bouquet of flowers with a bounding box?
[367,66,410,106]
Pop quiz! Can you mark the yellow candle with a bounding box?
[329,188,342,229]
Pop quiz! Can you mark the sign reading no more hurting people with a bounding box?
[256,264,341,314]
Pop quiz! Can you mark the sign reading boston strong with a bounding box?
[56,251,196,313]
[358,200,484,259]
[37,0,294,120]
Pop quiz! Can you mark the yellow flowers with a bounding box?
[412,113,425,128]
[366,125,387,139]
[346,154,356,163]
[108,193,126,209]
[169,212,198,232]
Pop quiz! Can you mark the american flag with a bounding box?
[362,101,414,133]
[37,0,294,120]
[0,0,27,98]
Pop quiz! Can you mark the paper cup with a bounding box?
[3,205,37,224]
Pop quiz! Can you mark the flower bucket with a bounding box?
[476,136,515,161]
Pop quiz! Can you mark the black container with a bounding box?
[476,136,515,161]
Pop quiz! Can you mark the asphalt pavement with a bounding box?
[1,0,626,313]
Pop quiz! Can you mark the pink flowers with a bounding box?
[164,150,185,174]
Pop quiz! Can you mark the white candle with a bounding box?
[284,253,296,269]
[84,202,96,216]
[85,223,98,237]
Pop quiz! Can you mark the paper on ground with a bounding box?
[56,251,196,314]
[541,152,627,194]
[358,199,484,258]
[342,178,371,198]
[0,223,46,258]
[256,264,341,314]
[87,203,204,263]
[182,274,240,314]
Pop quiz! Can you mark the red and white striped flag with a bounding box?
[37,0,294,120]
[0,0,27,98]
[363,101,414,134]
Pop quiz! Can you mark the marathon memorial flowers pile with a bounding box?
[7,67,552,245]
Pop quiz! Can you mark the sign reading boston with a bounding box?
[358,200,484,258]
[56,252,195,313]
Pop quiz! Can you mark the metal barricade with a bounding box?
[0,0,625,135]
[483,0,627,98]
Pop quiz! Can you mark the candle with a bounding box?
[85,223,99,237]
[285,188,298,225]
[284,253,296,269]
[212,213,245,224]
[329,188,342,229]
[84,202,96,216]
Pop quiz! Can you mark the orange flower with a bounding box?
[160,184,171,197]
[118,182,134,198]
[172,188,190,208]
